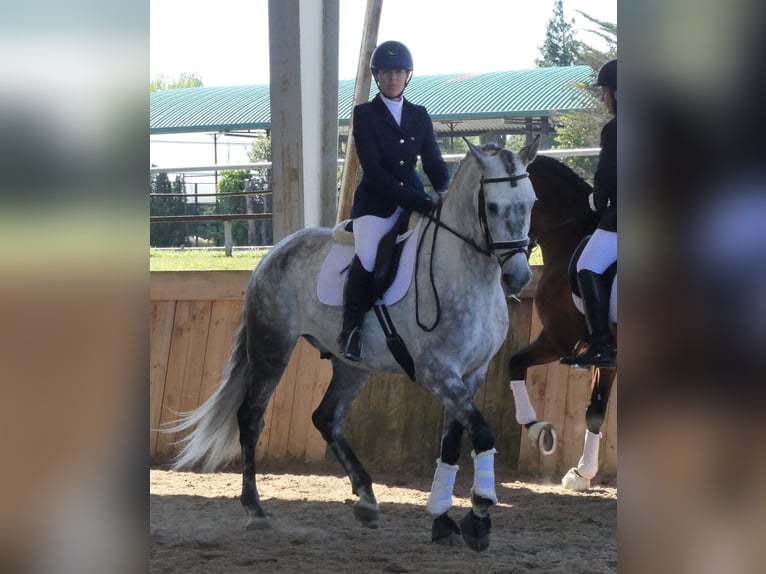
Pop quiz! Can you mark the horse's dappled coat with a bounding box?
[168,138,541,551]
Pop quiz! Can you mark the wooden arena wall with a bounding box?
[150,269,616,478]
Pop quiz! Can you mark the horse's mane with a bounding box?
[527,154,600,240]
[529,155,593,199]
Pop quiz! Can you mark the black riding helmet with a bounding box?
[590,59,617,90]
[370,40,413,97]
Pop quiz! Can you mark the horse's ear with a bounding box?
[519,134,541,166]
[463,137,489,167]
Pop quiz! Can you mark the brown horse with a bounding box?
[509,154,617,490]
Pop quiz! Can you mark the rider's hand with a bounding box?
[433,189,447,206]
[414,194,436,215]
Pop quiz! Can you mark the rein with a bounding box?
[415,174,532,331]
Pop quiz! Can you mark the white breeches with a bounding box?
[353,208,404,272]
[577,228,617,274]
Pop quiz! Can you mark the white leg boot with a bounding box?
[562,430,601,491]
[425,459,459,516]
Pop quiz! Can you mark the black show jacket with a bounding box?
[350,94,450,219]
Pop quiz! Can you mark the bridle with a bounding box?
[422,174,532,265]
[415,172,533,331]
[477,175,532,264]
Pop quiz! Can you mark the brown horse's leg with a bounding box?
[562,368,617,490]
[509,332,563,453]
[586,367,616,434]
[509,330,561,381]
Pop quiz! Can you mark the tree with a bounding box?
[150,172,188,247]
[551,110,602,178]
[536,0,580,68]
[150,72,204,93]
[246,133,273,245]
[215,170,252,246]
[574,11,617,68]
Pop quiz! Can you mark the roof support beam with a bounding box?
[336,0,383,223]
[268,0,340,240]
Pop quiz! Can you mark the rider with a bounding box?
[561,58,617,368]
[338,40,450,361]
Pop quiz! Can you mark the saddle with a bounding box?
[333,210,418,300]
[332,210,420,381]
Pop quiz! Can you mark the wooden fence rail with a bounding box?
[150,269,616,478]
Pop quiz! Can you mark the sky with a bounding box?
[150,0,616,170]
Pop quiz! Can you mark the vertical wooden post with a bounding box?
[336,0,383,223]
[223,221,233,256]
[319,0,341,228]
[269,0,340,237]
[269,0,305,241]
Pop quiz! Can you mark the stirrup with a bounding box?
[339,327,362,361]
[560,345,616,369]
[559,340,588,366]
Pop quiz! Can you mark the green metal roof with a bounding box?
[150,65,596,135]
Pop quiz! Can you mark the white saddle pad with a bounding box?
[317,219,423,307]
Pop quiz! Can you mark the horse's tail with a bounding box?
[168,320,249,472]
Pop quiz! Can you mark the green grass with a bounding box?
[150,245,542,271]
[150,248,268,271]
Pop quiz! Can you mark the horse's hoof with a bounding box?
[353,500,380,528]
[245,515,271,530]
[458,510,491,552]
[431,513,463,546]
[528,421,557,455]
[562,467,591,491]
[434,532,463,546]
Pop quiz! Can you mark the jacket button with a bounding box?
[410,137,415,141]
[399,160,404,165]
[399,182,404,186]
[399,139,405,144]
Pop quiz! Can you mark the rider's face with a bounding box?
[376,69,408,99]
[602,87,616,115]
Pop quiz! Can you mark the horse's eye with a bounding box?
[487,203,499,216]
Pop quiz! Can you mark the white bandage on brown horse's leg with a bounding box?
[576,430,602,480]
[470,448,498,504]
[425,458,459,515]
[509,380,537,425]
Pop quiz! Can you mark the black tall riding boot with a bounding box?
[338,256,374,361]
[561,270,616,368]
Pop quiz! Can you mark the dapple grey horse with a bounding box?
[168,137,540,551]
